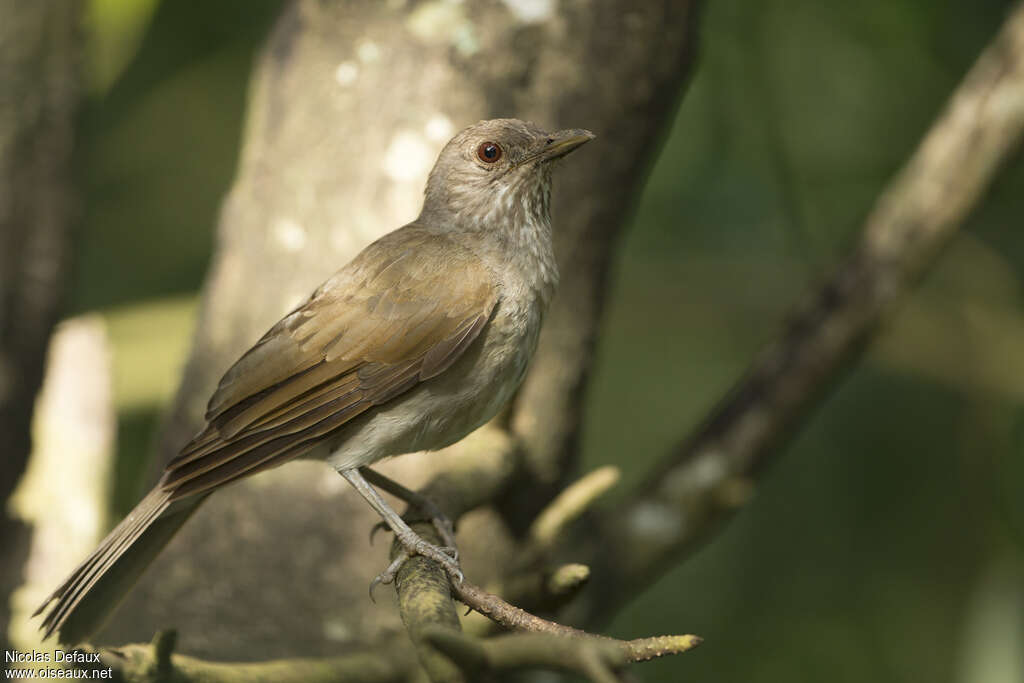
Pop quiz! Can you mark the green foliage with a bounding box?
[73,0,282,312]
[588,2,1024,682]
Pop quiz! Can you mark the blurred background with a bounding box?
[24,0,1024,680]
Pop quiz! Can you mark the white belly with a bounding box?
[324,293,543,472]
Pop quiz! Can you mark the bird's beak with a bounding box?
[539,129,596,162]
[519,129,596,166]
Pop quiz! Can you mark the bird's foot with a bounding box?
[342,468,462,599]
[369,528,462,600]
[369,552,408,600]
[396,530,461,581]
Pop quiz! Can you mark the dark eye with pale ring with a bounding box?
[477,141,502,163]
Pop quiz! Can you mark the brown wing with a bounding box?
[160,226,498,501]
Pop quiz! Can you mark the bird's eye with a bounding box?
[476,141,503,163]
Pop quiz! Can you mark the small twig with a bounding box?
[529,466,620,550]
[545,563,592,599]
[151,629,176,676]
[488,562,592,618]
[425,629,623,682]
[424,627,694,682]
[453,578,701,662]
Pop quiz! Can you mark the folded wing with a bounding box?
[164,225,499,499]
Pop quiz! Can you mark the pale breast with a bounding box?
[324,205,557,471]
[324,281,547,471]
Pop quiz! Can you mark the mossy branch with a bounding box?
[395,551,699,683]
[93,630,413,683]
[387,444,699,682]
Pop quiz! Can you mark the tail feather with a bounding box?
[38,489,169,635]
[34,487,204,644]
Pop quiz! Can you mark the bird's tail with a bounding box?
[34,486,204,645]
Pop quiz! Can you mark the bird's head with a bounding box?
[421,118,594,230]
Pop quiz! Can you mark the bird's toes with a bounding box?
[369,552,409,602]
[368,521,390,546]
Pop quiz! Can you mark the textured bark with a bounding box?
[99,0,701,660]
[0,0,80,658]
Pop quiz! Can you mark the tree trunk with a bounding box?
[0,0,80,658]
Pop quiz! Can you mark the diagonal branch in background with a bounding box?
[573,0,1024,625]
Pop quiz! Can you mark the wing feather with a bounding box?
[161,226,498,501]
[421,312,490,379]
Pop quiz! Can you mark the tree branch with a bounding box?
[382,433,699,682]
[453,580,701,660]
[82,437,698,683]
[424,628,698,682]
[94,630,414,683]
[574,0,1024,625]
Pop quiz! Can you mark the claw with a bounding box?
[369,552,408,602]
[368,521,390,546]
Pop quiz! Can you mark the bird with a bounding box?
[35,118,595,645]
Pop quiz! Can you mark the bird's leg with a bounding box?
[359,466,458,551]
[340,468,462,591]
